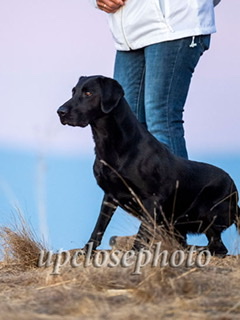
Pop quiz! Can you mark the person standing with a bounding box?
[90,0,221,159]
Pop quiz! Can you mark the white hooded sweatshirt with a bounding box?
[90,0,221,51]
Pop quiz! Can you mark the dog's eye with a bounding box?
[84,91,92,97]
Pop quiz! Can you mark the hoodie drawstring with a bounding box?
[189,36,197,48]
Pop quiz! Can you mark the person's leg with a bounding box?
[113,49,146,124]
[144,35,211,158]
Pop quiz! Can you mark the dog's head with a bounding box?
[57,75,124,127]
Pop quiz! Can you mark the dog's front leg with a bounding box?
[132,222,152,251]
[84,193,117,251]
[132,198,159,251]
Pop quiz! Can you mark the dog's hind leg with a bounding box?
[205,228,228,256]
[204,194,238,256]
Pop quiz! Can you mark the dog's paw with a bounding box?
[208,242,228,258]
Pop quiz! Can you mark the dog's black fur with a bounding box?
[57,75,239,255]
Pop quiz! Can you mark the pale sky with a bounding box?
[0,0,239,156]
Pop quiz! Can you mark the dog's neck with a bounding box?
[90,98,147,164]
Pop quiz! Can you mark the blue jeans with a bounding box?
[114,35,211,159]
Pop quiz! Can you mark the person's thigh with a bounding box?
[114,49,146,124]
[144,35,210,158]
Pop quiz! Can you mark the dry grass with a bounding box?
[1,216,240,320]
[0,215,45,270]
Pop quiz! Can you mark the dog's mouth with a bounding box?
[59,117,88,128]
[59,117,68,126]
[70,121,88,128]
[57,107,89,127]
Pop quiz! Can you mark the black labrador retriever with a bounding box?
[57,75,239,255]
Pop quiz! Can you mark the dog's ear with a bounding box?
[99,77,124,113]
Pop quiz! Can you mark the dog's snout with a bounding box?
[57,106,69,117]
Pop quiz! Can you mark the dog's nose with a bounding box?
[57,106,68,117]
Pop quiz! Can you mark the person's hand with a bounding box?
[96,0,126,13]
